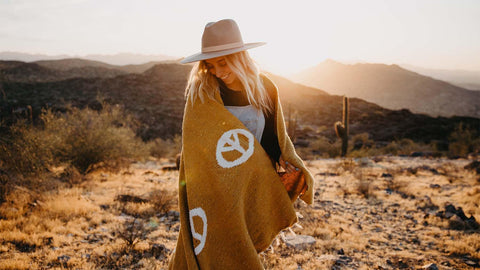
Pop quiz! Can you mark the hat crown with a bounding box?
[201,19,244,53]
[180,19,264,64]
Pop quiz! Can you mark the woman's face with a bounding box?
[204,56,238,87]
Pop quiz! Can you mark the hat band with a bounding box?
[202,41,244,53]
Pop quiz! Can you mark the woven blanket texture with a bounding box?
[169,75,314,269]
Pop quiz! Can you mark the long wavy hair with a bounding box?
[185,51,273,114]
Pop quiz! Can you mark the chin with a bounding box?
[224,79,235,85]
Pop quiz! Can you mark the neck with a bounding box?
[225,78,244,92]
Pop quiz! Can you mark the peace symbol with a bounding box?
[189,207,207,255]
[216,129,254,168]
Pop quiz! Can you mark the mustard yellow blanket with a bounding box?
[169,75,314,269]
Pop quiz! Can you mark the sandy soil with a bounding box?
[0,156,479,269]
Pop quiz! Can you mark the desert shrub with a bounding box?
[0,104,148,177]
[351,133,373,149]
[149,189,177,214]
[386,139,412,155]
[40,104,148,173]
[448,123,480,158]
[349,133,381,157]
[310,136,341,158]
[0,121,55,176]
[353,170,375,199]
[148,134,182,159]
[376,138,433,156]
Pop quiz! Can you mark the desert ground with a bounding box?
[1,156,479,269]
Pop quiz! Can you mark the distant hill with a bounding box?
[400,64,480,91]
[34,58,119,71]
[1,60,478,146]
[33,58,167,74]
[291,60,480,118]
[0,58,182,83]
[0,61,127,82]
[0,51,177,66]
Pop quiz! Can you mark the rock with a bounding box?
[335,255,353,267]
[397,260,409,268]
[466,216,480,230]
[284,235,316,250]
[440,261,451,267]
[422,263,438,270]
[444,211,455,219]
[455,207,468,220]
[448,215,466,230]
[445,204,456,215]
[441,204,479,229]
[417,196,438,213]
[429,184,441,189]
[464,259,480,267]
[57,255,70,263]
[167,210,180,218]
[435,211,444,218]
[43,237,53,246]
[464,160,480,174]
[151,243,169,259]
[161,165,178,171]
[381,173,393,178]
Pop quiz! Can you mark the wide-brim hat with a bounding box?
[180,19,265,64]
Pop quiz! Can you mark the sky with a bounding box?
[1,0,480,75]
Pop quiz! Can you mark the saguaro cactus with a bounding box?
[286,102,297,142]
[334,96,349,157]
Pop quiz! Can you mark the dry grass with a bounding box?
[0,159,178,269]
[0,156,479,269]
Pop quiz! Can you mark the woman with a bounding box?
[169,19,314,269]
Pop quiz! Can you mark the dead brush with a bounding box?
[339,158,357,174]
[353,169,375,199]
[117,217,148,251]
[385,175,410,195]
[114,194,152,219]
[112,199,154,252]
[149,189,177,215]
[59,165,83,186]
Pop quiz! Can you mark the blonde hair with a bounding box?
[185,51,273,114]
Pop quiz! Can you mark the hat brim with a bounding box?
[180,42,266,64]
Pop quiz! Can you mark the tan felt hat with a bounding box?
[180,19,265,64]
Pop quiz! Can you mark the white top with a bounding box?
[225,105,265,142]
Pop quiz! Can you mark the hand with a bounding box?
[278,156,298,174]
[278,166,308,199]
[278,156,308,198]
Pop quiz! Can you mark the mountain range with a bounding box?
[291,60,480,118]
[400,64,480,91]
[0,52,176,66]
[1,58,479,148]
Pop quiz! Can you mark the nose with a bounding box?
[216,65,226,76]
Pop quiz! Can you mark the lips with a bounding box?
[220,73,230,80]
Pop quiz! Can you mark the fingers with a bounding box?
[279,156,298,174]
[285,161,297,174]
[278,156,287,171]
[299,180,308,196]
[295,175,307,196]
